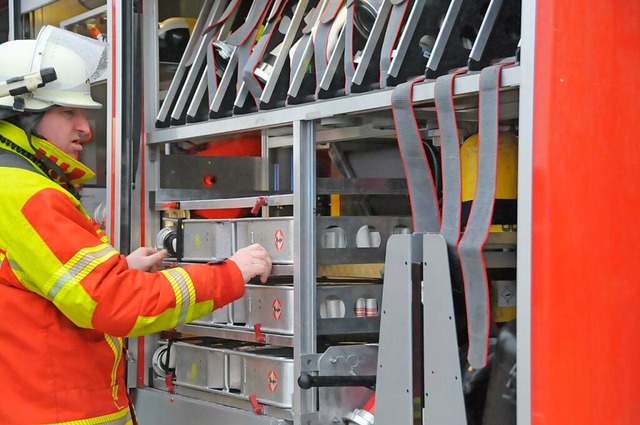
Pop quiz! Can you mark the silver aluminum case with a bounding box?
[241,347,295,409]
[192,298,247,326]
[172,342,294,409]
[236,217,295,265]
[181,219,236,262]
[245,283,383,335]
[173,342,227,390]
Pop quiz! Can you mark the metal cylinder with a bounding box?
[156,227,177,257]
[354,0,383,38]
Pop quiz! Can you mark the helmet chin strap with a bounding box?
[18,112,82,200]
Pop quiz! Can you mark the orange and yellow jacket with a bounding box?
[0,120,245,424]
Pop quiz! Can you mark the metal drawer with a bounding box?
[172,341,294,409]
[173,341,226,390]
[182,219,235,262]
[245,282,383,335]
[192,298,246,326]
[236,217,295,265]
[237,346,294,408]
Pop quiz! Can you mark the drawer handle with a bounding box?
[253,323,266,343]
[297,373,376,390]
[248,393,264,415]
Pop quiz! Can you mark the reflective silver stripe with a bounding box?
[50,410,132,425]
[164,268,191,324]
[106,335,123,388]
[48,246,114,299]
[103,411,132,425]
[107,335,122,352]
[8,259,22,272]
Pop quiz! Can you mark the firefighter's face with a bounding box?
[36,107,91,159]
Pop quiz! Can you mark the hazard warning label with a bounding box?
[274,229,285,250]
[272,298,283,320]
[497,280,517,307]
[267,370,278,392]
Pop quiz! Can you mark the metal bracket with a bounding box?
[300,353,322,373]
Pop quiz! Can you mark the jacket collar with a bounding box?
[0,120,95,187]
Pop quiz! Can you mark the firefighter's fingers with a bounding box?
[253,244,272,283]
[126,247,168,272]
[147,249,169,271]
[229,244,272,283]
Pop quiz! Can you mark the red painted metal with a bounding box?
[532,2,640,423]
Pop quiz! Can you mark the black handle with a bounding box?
[297,373,376,390]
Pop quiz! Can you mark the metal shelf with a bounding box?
[147,65,521,145]
[178,323,294,347]
[133,387,291,424]
[153,192,294,211]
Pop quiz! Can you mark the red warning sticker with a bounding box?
[274,229,285,250]
[272,298,283,320]
[267,370,278,392]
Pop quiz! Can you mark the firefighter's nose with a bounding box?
[79,128,93,144]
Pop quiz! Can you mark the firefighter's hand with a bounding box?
[126,247,168,272]
[228,243,272,283]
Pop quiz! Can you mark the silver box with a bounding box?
[245,285,294,334]
[240,347,294,408]
[182,219,235,262]
[245,283,383,335]
[192,298,247,326]
[173,342,226,390]
[173,342,294,409]
[236,218,294,265]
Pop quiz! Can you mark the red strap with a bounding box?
[165,373,175,393]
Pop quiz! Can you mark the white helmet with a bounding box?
[0,25,107,114]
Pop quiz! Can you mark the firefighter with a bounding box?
[0,26,272,424]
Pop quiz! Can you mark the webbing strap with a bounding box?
[434,69,466,247]
[314,0,345,84]
[203,0,242,35]
[391,78,441,233]
[457,63,509,368]
[343,0,356,95]
[379,0,410,88]
[0,150,41,174]
[226,0,272,46]
[321,0,344,22]
[288,3,321,94]
[242,2,286,101]
[228,0,273,109]
[290,34,310,74]
[242,36,269,102]
[205,0,241,108]
[157,0,217,122]
[268,0,288,21]
[434,69,469,362]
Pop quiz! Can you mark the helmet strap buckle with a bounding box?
[12,96,25,112]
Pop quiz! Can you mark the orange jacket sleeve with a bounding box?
[8,186,244,337]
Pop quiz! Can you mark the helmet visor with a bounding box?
[31,25,108,88]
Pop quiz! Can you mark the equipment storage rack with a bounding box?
[8,1,640,424]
